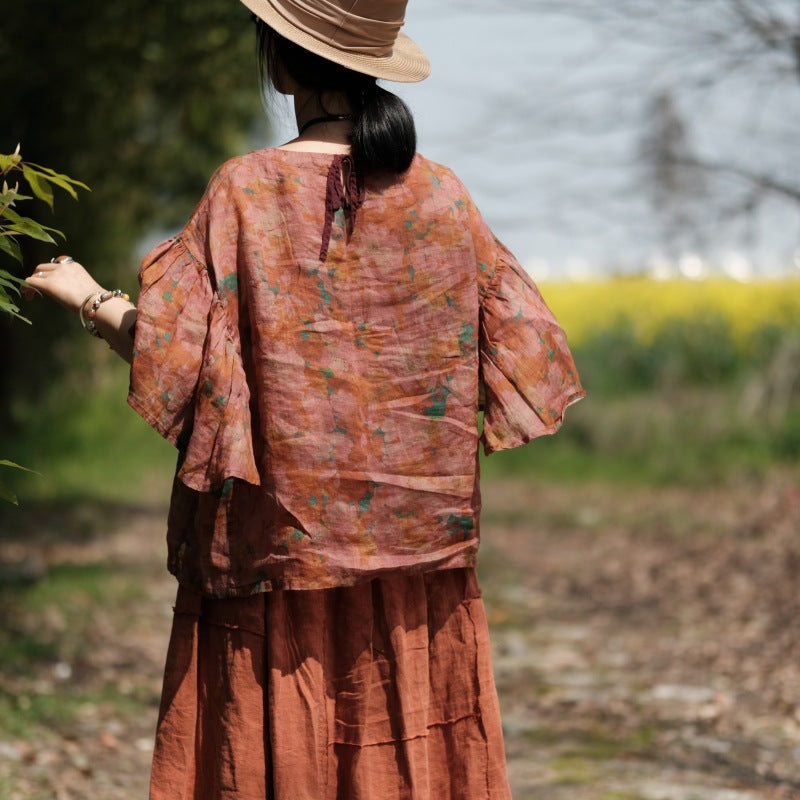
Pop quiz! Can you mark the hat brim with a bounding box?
[240,0,431,83]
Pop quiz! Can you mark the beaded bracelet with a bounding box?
[79,292,103,337]
[79,289,130,338]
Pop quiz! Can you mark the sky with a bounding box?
[267,1,800,279]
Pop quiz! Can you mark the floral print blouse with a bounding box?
[128,149,584,597]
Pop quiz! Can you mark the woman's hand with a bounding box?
[25,256,105,313]
[25,255,137,364]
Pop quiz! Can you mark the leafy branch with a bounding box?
[0,143,89,323]
[0,460,40,505]
[0,144,87,503]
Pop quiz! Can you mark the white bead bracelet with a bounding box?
[79,289,130,338]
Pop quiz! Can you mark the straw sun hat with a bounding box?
[239,0,430,82]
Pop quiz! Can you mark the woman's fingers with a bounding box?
[27,255,74,280]
[26,258,105,313]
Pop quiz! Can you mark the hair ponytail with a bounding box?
[256,20,417,176]
[349,84,416,175]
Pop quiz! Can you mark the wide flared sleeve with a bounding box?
[127,234,260,492]
[479,239,585,455]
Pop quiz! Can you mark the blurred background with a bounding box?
[1,1,799,798]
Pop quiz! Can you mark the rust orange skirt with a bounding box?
[149,567,511,800]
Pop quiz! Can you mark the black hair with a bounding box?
[255,18,417,175]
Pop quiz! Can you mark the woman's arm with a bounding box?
[25,258,137,364]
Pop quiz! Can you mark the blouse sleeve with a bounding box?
[127,235,260,492]
[479,240,585,455]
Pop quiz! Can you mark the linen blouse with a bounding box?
[128,149,584,597]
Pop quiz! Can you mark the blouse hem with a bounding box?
[482,387,586,455]
[169,548,480,599]
[127,391,181,447]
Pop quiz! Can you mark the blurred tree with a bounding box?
[464,0,799,265]
[0,2,266,424]
[559,0,800,198]
[639,87,708,258]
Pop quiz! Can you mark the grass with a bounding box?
[4,371,795,509]
[4,357,175,507]
[549,755,600,785]
[480,383,790,486]
[0,775,53,800]
[3,304,799,509]
[16,561,143,614]
[0,684,144,740]
[0,556,151,739]
[534,723,660,791]
[0,560,146,672]
[596,794,649,800]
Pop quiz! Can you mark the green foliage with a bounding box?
[774,410,800,459]
[0,461,40,505]
[1,2,266,437]
[0,144,87,323]
[0,556,147,739]
[2,316,798,506]
[648,315,739,385]
[572,314,800,395]
[482,319,800,486]
[2,3,263,270]
[2,357,175,506]
[0,145,86,503]
[481,388,779,487]
[569,318,662,393]
[3,306,798,506]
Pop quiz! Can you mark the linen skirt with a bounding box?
[149,567,511,800]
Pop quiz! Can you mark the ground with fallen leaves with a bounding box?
[1,471,799,799]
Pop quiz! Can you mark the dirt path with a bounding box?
[482,475,800,799]
[1,473,799,799]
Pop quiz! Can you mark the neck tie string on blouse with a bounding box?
[319,154,365,262]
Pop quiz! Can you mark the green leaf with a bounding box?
[22,165,55,209]
[3,207,62,233]
[0,293,20,310]
[2,208,60,243]
[0,153,22,172]
[0,296,16,314]
[0,289,31,321]
[0,270,32,321]
[0,235,22,263]
[4,221,56,244]
[25,162,89,188]
[41,175,78,201]
[0,268,25,282]
[0,275,22,295]
[0,268,26,283]
[0,481,19,505]
[25,163,90,197]
[0,459,40,474]
[0,190,32,205]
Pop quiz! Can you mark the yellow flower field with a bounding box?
[539,277,800,349]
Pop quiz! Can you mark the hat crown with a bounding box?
[241,0,429,82]
[272,0,409,57]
